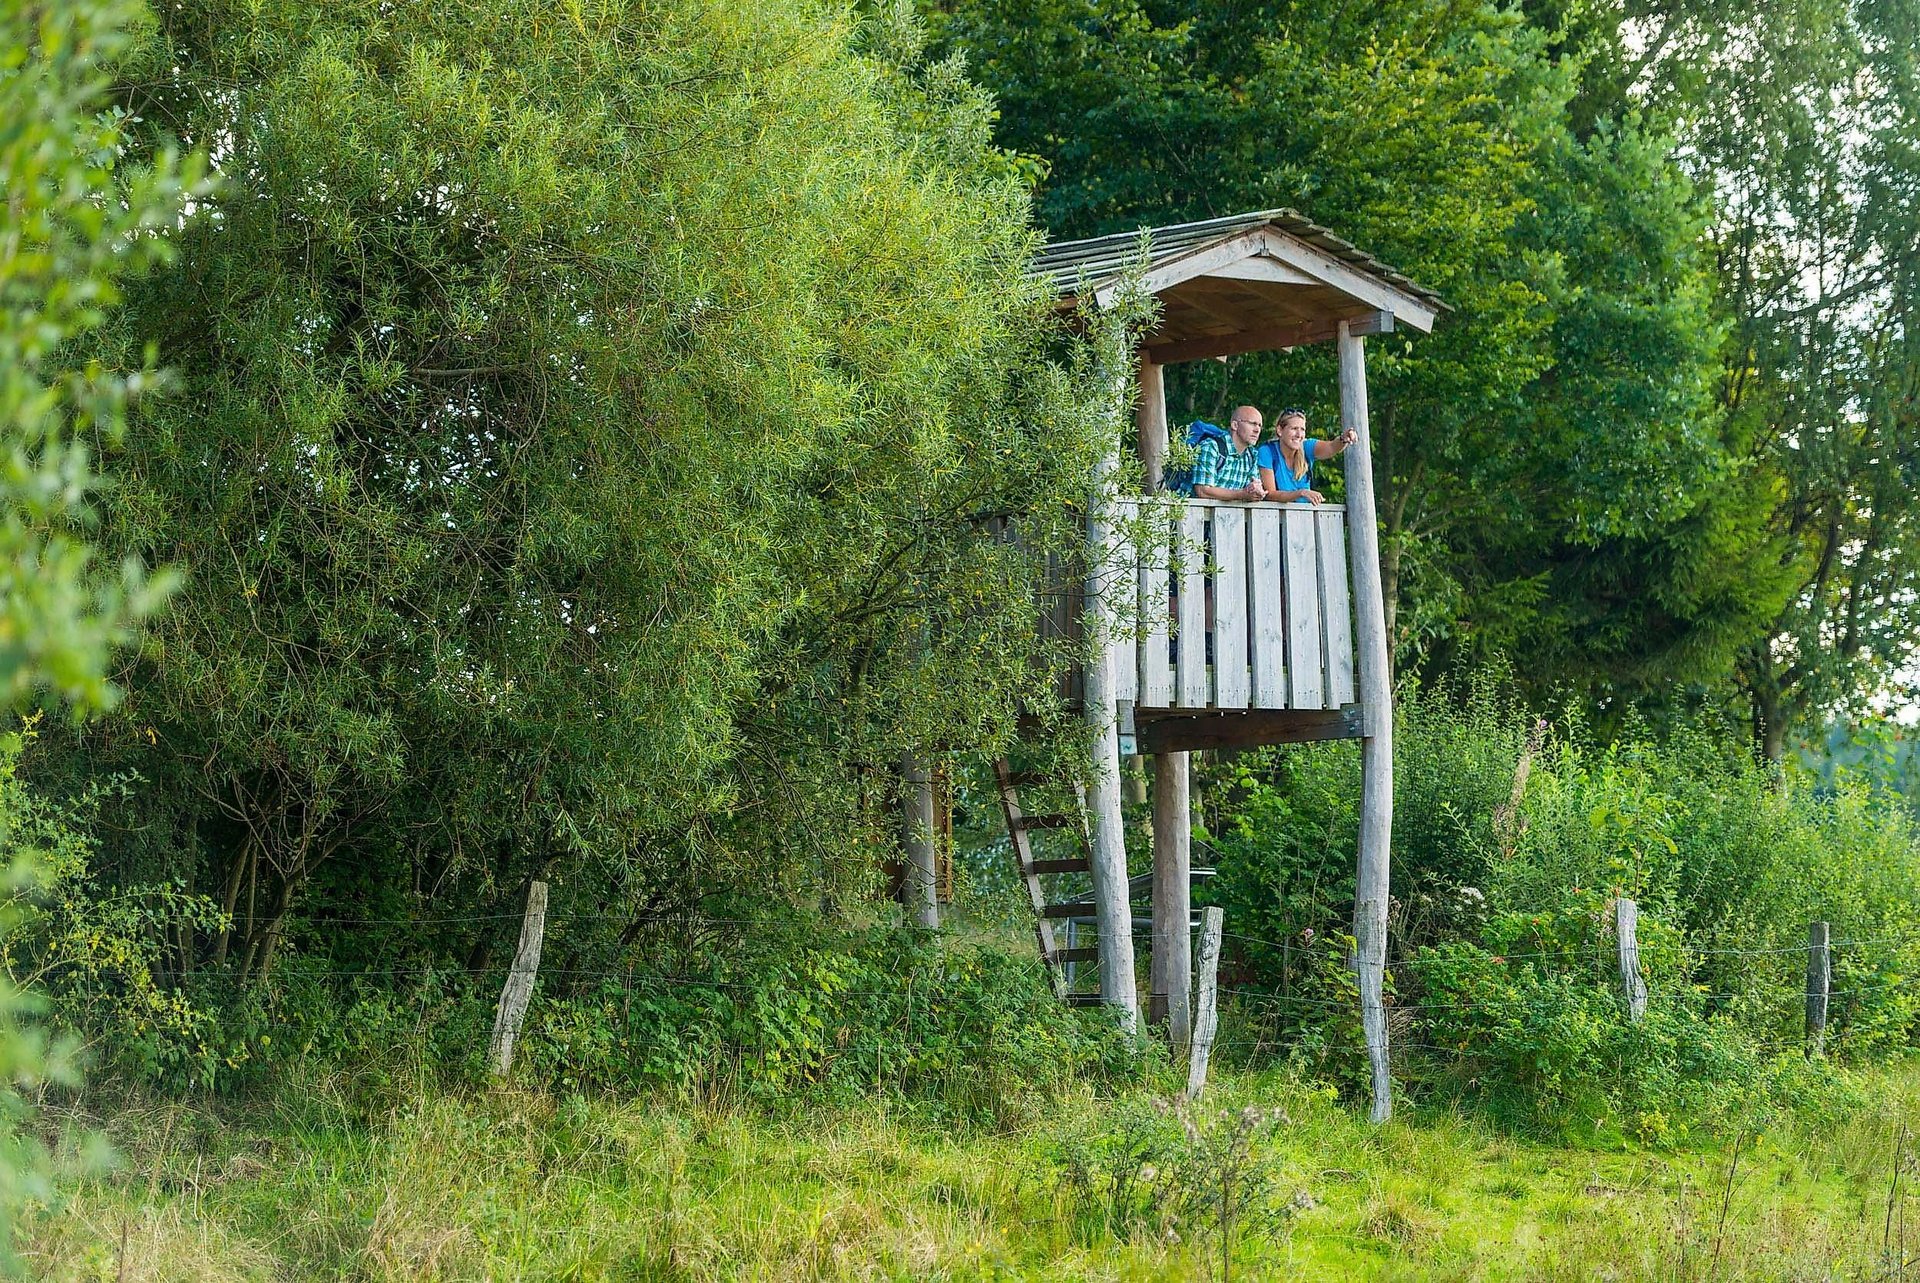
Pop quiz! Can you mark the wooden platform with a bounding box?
[1133,704,1361,752]
[1110,496,1356,726]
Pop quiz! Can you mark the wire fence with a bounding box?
[110,891,1920,1084]
[248,923,1909,1023]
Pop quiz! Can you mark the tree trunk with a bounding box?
[211,829,258,965]
[1747,644,1790,764]
[1380,535,1402,664]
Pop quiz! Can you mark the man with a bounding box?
[1190,405,1267,501]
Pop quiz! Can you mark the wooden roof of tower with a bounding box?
[1029,209,1446,364]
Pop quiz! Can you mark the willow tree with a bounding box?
[56,0,1100,972]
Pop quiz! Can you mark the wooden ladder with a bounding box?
[993,758,1104,1005]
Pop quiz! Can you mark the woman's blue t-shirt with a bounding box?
[1257,439,1318,500]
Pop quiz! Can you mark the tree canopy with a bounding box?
[932,0,1920,750]
[39,0,1114,969]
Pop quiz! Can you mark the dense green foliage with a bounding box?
[23,0,1120,987]
[931,0,1920,745]
[1198,681,1919,1128]
[7,9,1920,1268]
[0,0,201,1267]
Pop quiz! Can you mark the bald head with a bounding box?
[1228,405,1264,448]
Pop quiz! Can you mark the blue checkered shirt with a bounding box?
[1192,436,1259,493]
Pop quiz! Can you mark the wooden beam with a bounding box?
[1339,321,1395,1124]
[1203,256,1319,285]
[1146,309,1391,366]
[1135,705,1362,753]
[489,881,548,1077]
[1259,229,1439,332]
[1092,231,1268,307]
[1136,356,1168,492]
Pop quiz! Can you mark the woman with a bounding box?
[1257,407,1357,504]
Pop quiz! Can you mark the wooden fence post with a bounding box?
[1185,906,1224,1101]
[1806,920,1831,1055]
[1615,897,1648,1022]
[489,880,548,1078]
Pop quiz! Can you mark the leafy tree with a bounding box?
[930,0,1743,694]
[1556,0,1920,754]
[1,0,191,709]
[46,0,1105,977]
[1717,0,1920,758]
[0,0,200,1266]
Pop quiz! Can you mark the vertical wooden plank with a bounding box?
[1185,906,1224,1101]
[1807,921,1831,1055]
[1318,506,1356,706]
[1176,504,1208,707]
[489,880,548,1077]
[1616,898,1648,1021]
[1138,501,1174,707]
[1283,506,1325,709]
[1109,499,1139,706]
[1247,505,1285,708]
[1211,506,1249,708]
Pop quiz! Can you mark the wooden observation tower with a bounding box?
[1014,210,1443,1122]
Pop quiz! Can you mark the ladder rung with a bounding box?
[1016,814,1077,831]
[1064,993,1107,1007]
[1049,947,1098,964]
[1000,768,1051,789]
[1041,903,1092,920]
[1026,858,1091,875]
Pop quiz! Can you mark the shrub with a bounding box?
[1205,678,1918,1129]
[512,926,1140,1121]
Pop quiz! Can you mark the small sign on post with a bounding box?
[1185,906,1224,1101]
[489,880,549,1078]
[1806,920,1831,1056]
[1615,897,1648,1022]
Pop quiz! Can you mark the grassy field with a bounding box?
[23,1062,1919,1282]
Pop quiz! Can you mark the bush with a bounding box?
[1204,677,1920,1130]
[511,926,1140,1121]
[75,918,1145,1124]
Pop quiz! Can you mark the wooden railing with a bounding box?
[1106,497,1355,713]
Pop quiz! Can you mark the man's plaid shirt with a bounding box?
[1192,436,1258,492]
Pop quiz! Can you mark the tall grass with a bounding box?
[25,1061,1920,1280]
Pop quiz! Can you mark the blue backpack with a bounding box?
[1163,420,1231,496]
